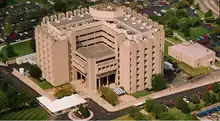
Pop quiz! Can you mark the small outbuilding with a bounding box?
[37,94,87,116]
[168,42,215,68]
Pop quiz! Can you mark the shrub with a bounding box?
[99,87,118,105]
[78,107,90,118]
[190,94,200,104]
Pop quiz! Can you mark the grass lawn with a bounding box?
[1,40,33,59]
[113,114,135,120]
[177,61,214,77]
[29,77,53,90]
[189,26,211,38]
[215,61,220,67]
[132,90,153,98]
[164,41,173,56]
[0,107,49,120]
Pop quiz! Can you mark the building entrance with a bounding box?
[96,73,115,89]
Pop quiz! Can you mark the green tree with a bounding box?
[202,91,211,104]
[178,18,189,31]
[99,86,118,105]
[183,28,190,37]
[175,97,190,114]
[151,103,166,117]
[210,94,218,104]
[190,94,200,104]
[188,17,202,27]
[0,53,7,63]
[212,83,220,93]
[175,1,188,9]
[165,28,174,37]
[5,44,17,58]
[28,64,42,78]
[152,74,167,91]
[3,23,12,36]
[167,16,179,30]
[216,17,220,25]
[176,9,187,18]
[195,3,200,9]
[205,10,215,22]
[145,99,158,112]
[78,107,90,118]
[53,1,67,12]
[186,0,195,5]
[129,107,139,118]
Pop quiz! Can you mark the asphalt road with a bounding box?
[85,83,214,120]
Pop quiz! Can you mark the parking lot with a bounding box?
[0,1,45,44]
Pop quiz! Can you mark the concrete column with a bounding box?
[80,73,82,79]
[99,78,101,88]
[107,75,109,85]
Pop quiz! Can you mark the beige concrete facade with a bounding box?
[35,3,164,94]
[168,42,216,68]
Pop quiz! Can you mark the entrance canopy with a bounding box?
[37,94,87,113]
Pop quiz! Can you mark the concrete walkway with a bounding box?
[11,68,56,100]
[85,70,220,112]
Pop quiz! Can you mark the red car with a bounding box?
[203,35,209,39]
[160,1,169,5]
[11,34,17,39]
[206,85,212,90]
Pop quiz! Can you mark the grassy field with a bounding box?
[189,26,211,38]
[0,107,49,120]
[215,61,220,67]
[1,40,33,59]
[164,41,173,56]
[132,90,153,98]
[177,61,214,77]
[29,77,53,90]
[113,114,135,120]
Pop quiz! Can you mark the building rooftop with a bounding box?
[51,14,93,27]
[77,43,115,59]
[116,16,150,33]
[169,43,215,59]
[37,94,87,113]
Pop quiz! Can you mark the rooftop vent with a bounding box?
[80,15,84,17]
[132,22,136,25]
[140,26,144,29]
[142,23,147,26]
[132,17,136,21]
[124,18,128,21]
[56,20,60,23]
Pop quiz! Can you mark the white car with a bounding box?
[183,97,190,103]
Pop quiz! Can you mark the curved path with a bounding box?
[196,0,220,18]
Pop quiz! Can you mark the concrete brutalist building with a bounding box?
[35,3,164,94]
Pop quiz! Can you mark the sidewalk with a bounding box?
[11,68,56,100]
[86,71,220,112]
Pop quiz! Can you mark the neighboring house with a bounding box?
[168,42,216,68]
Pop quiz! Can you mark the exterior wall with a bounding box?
[52,39,70,86]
